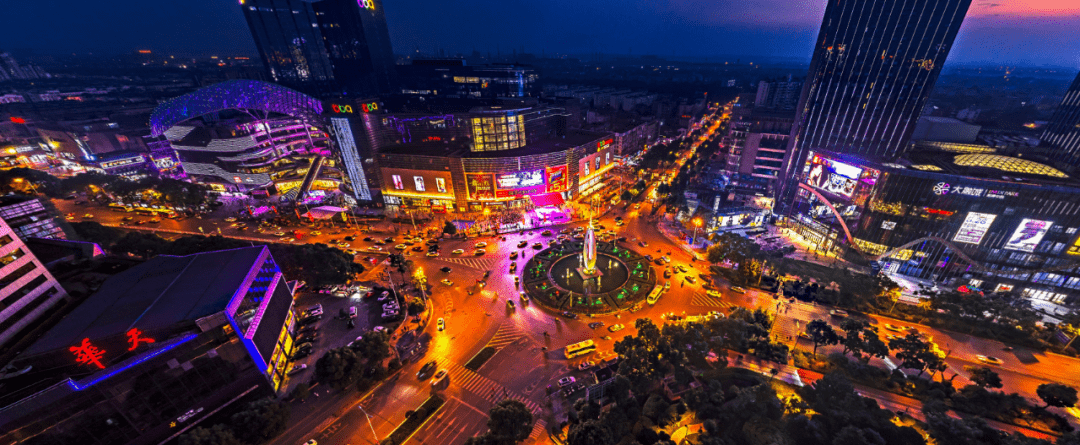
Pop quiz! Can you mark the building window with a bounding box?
[392,175,403,190]
[0,273,47,310]
[0,248,25,267]
[0,262,36,288]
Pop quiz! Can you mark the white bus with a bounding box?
[564,340,597,359]
[647,286,663,305]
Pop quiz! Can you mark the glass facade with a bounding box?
[471,114,526,151]
[780,0,973,209]
[1041,71,1080,169]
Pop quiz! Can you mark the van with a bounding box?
[349,306,358,319]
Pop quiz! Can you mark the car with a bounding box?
[122,216,135,222]
[510,251,518,260]
[519,291,529,302]
[663,270,672,278]
[542,230,552,236]
[661,256,671,264]
[976,355,1004,365]
[363,237,374,242]
[532,242,543,249]
[730,286,746,293]
[452,249,465,255]
[440,266,452,273]
[292,349,312,360]
[83,213,94,218]
[366,246,383,252]
[560,311,578,319]
[605,323,626,333]
[373,326,387,333]
[829,309,848,318]
[294,342,314,352]
[394,244,407,250]
[558,376,577,387]
[578,361,595,371]
[475,242,488,248]
[663,281,671,291]
[616,220,625,226]
[474,249,486,256]
[299,315,322,325]
[224,217,237,222]
[685,276,697,284]
[706,290,723,298]
[517,241,528,248]
[425,251,439,257]
[514,276,520,285]
[311,231,322,236]
[676,265,688,273]
[882,323,904,332]
[344,236,355,241]
[440,279,453,286]
[654,259,664,265]
[639,241,649,247]
[588,321,605,329]
[288,364,308,375]
[437,318,445,331]
[418,361,437,379]
[507,300,515,309]
[431,369,449,387]
[411,246,424,252]
[634,204,640,209]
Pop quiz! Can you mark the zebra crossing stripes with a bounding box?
[438,360,543,413]
[689,291,735,308]
[528,419,548,442]
[486,323,528,349]
[435,257,499,271]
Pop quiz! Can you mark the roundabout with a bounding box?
[521,225,657,315]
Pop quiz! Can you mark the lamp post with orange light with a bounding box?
[691,217,703,248]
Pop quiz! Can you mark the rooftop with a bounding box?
[23,247,265,357]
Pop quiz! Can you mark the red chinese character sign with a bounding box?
[126,328,156,351]
[70,338,106,369]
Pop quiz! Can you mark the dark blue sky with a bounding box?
[2,0,1078,67]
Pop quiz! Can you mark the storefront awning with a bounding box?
[529,193,564,207]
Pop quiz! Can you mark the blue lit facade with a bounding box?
[0,247,299,445]
[149,79,324,137]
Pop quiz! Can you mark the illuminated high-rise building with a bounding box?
[779,0,972,209]
[240,0,396,98]
[1041,72,1080,170]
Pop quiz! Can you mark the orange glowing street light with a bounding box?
[692,217,704,247]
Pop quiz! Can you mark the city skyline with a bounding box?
[0,0,1078,67]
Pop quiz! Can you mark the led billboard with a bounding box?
[546,165,569,193]
[806,155,863,199]
[466,174,495,200]
[1003,218,1052,253]
[496,169,543,189]
[952,212,996,245]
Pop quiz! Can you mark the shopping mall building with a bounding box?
[786,142,1080,305]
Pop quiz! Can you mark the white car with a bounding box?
[394,244,407,250]
[558,376,576,387]
[437,318,445,331]
[882,323,904,332]
[440,279,453,286]
[578,361,595,371]
[608,323,625,332]
[452,249,465,255]
[474,242,488,248]
[976,355,1003,365]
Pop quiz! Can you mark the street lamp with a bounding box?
[692,217,703,247]
[356,405,380,442]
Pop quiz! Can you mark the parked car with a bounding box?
[608,324,625,332]
[558,376,576,387]
[437,318,445,331]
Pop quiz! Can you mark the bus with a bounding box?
[564,340,596,359]
[647,286,663,305]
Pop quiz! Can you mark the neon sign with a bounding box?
[357,0,375,11]
[126,328,156,351]
[597,138,613,151]
[71,338,107,369]
[331,104,353,114]
[360,102,378,113]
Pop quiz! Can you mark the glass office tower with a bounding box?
[1041,72,1080,171]
[241,0,396,98]
[779,0,973,210]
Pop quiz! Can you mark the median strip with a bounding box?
[382,395,445,445]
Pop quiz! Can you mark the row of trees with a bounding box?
[0,168,211,208]
[179,398,290,445]
[71,222,364,286]
[314,329,393,391]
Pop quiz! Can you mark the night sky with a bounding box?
[3,0,1078,67]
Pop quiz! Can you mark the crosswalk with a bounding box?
[689,291,737,309]
[486,323,528,349]
[435,358,543,414]
[436,257,499,271]
[528,419,547,443]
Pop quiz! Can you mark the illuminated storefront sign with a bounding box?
[546,165,568,193]
[357,0,375,11]
[392,175,403,190]
[496,169,543,189]
[330,101,378,114]
[436,177,446,193]
[1003,218,1052,253]
[360,101,378,112]
[466,173,495,200]
[952,212,996,245]
[414,176,425,192]
[806,155,862,199]
[597,138,613,150]
[881,221,897,230]
[331,104,353,114]
[933,182,950,195]
[1067,235,1080,256]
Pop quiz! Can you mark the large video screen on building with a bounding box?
[466,173,495,200]
[546,165,568,193]
[1003,218,1053,253]
[496,169,543,189]
[952,212,996,245]
[806,155,863,199]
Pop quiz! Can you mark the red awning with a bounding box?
[529,193,565,207]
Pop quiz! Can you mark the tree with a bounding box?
[487,399,533,443]
[643,393,673,425]
[443,220,458,235]
[112,231,169,258]
[566,420,614,445]
[620,190,634,202]
[178,425,243,445]
[315,347,364,389]
[832,425,886,445]
[889,333,942,378]
[70,221,123,246]
[1037,383,1078,409]
[229,398,290,444]
[966,366,1003,389]
[806,319,839,355]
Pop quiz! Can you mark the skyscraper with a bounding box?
[1040,71,1080,171]
[240,0,396,98]
[779,0,972,208]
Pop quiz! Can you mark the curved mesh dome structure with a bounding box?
[953,154,1068,179]
[150,80,323,136]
